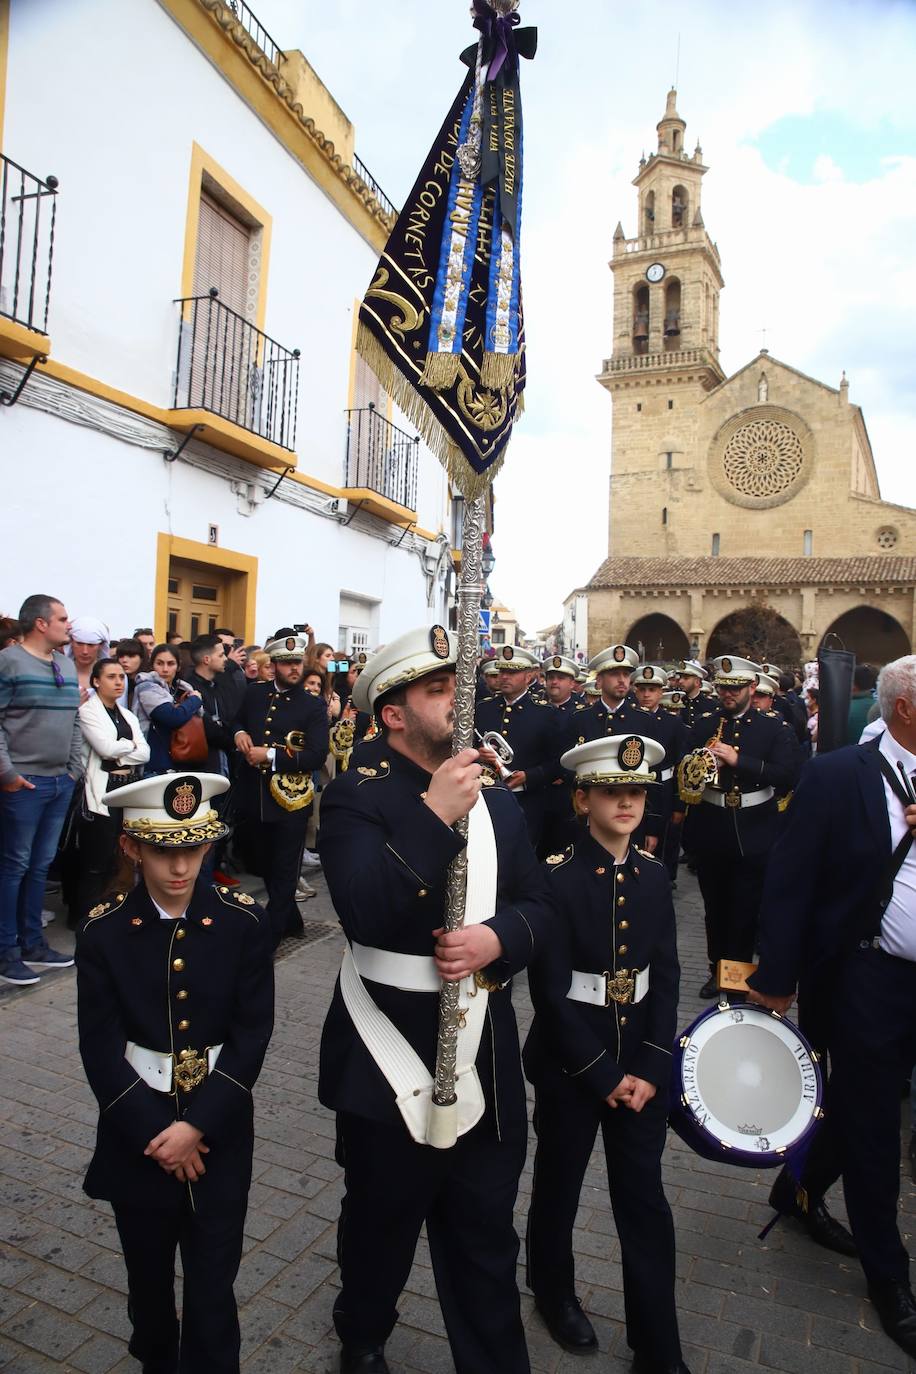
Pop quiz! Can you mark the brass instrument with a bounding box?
[677,717,724,806]
[329,716,357,771]
[475,728,514,782]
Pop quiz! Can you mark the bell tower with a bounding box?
[599,91,726,556]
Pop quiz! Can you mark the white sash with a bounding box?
[339,794,498,1145]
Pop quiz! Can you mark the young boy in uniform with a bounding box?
[76,772,274,1374]
[524,735,689,1374]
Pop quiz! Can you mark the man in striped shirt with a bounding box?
[0,594,81,985]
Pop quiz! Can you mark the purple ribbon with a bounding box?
[472,0,520,82]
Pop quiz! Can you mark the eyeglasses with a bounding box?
[50,659,65,689]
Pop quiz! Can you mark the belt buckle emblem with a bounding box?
[726,790,742,809]
[605,969,634,1005]
[173,1047,207,1093]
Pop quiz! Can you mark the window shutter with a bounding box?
[193,195,249,315]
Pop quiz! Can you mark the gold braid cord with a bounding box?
[432,494,485,1113]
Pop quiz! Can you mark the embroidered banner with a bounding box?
[356,7,535,500]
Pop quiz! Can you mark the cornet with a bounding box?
[475,729,515,782]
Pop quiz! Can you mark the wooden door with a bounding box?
[166,560,228,641]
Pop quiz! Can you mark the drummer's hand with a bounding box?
[710,742,739,768]
[641,835,659,854]
[747,988,795,1015]
[906,804,916,839]
[606,1075,635,1109]
[622,1077,656,1113]
[432,924,502,980]
[425,749,483,825]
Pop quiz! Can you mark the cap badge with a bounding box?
[642,666,653,680]
[285,636,296,651]
[502,645,514,661]
[721,657,732,674]
[165,777,201,820]
[357,651,367,665]
[552,655,562,668]
[620,736,645,770]
[613,645,626,663]
[676,660,686,672]
[429,624,450,660]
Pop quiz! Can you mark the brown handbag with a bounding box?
[169,695,209,765]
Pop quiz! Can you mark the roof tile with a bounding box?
[586,556,916,589]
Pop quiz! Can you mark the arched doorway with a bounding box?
[707,606,802,667]
[821,607,910,667]
[625,614,690,664]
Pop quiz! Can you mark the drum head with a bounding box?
[670,1003,822,1168]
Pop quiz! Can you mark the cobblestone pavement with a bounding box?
[1,864,915,1373]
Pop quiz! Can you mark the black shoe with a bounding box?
[768,1169,857,1257]
[535,1295,597,1353]
[868,1280,916,1358]
[340,1345,390,1373]
[698,974,719,999]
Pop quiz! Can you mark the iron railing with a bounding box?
[345,404,419,511]
[224,0,283,67]
[0,155,58,335]
[353,154,396,219]
[173,291,300,451]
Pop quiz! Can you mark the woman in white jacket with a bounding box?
[69,659,150,923]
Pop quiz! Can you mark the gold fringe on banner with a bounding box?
[479,350,518,391]
[419,351,462,390]
[356,321,508,502]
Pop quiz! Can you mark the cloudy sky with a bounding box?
[254,0,916,632]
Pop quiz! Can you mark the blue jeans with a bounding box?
[0,773,75,959]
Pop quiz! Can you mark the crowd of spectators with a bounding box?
[0,593,355,985]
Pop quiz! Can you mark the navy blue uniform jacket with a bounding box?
[77,881,274,1210]
[749,737,894,997]
[573,702,688,839]
[233,680,329,823]
[317,738,556,1133]
[524,836,680,1101]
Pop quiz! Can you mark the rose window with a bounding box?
[877,527,898,550]
[721,420,805,499]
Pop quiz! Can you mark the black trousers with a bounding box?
[526,1079,681,1367]
[258,812,309,946]
[333,1110,530,1374]
[70,811,121,921]
[112,1198,246,1374]
[797,947,916,1285]
[695,851,767,967]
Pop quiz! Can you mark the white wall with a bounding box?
[4,0,450,538]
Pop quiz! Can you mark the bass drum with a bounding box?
[670,1002,823,1168]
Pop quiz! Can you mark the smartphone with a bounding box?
[329,659,350,674]
[293,622,309,633]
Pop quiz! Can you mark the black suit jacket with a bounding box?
[76,881,274,1210]
[317,738,556,1134]
[749,737,892,997]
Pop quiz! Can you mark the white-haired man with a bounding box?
[749,654,916,1361]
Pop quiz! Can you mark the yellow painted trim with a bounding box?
[0,317,50,364]
[166,408,294,471]
[40,358,171,424]
[346,300,360,410]
[155,533,258,642]
[0,0,9,149]
[157,0,389,253]
[344,487,416,524]
[180,142,272,336]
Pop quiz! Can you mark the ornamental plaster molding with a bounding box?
[196,0,396,233]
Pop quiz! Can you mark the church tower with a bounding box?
[599,90,725,556]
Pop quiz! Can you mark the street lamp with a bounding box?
[481,535,495,580]
[481,586,494,610]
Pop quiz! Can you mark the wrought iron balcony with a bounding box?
[352,155,396,220]
[224,0,283,67]
[173,291,300,451]
[0,154,58,337]
[345,404,419,514]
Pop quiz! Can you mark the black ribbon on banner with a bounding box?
[462,7,537,236]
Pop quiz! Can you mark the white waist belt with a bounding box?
[568,967,650,1007]
[125,1041,222,1093]
[702,785,774,809]
[350,942,440,992]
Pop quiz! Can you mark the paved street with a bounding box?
[1,865,915,1373]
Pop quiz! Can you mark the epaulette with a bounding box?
[766,709,780,718]
[574,701,590,711]
[634,845,662,864]
[84,891,128,925]
[545,844,574,869]
[356,760,391,784]
[533,697,548,706]
[215,886,260,916]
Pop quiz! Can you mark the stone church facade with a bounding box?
[566,91,916,667]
